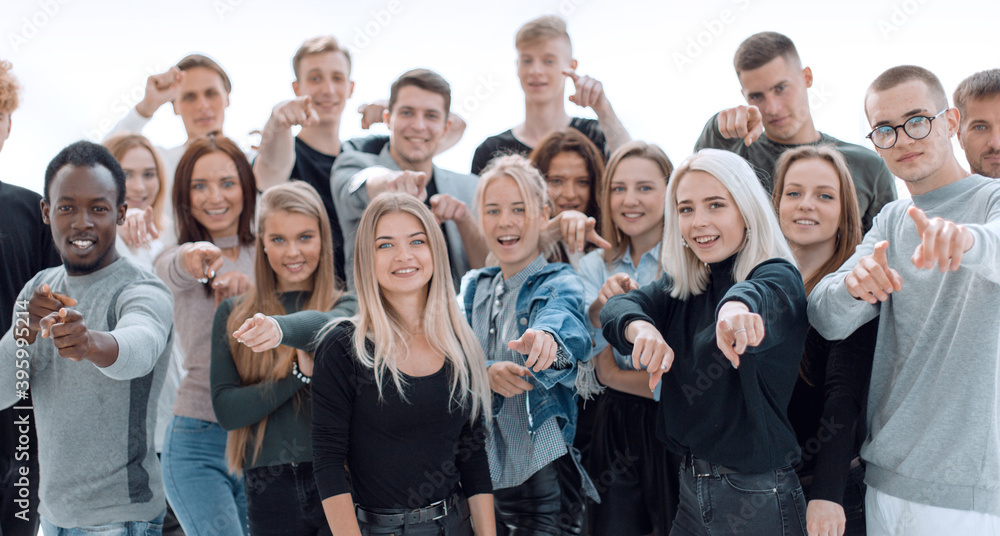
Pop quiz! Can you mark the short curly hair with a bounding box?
[0,60,21,113]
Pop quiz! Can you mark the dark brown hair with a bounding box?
[173,135,256,247]
[388,68,450,118]
[733,31,801,74]
[529,128,605,224]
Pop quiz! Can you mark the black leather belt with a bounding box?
[684,453,738,476]
[356,494,464,527]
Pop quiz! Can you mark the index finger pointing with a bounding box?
[561,68,580,82]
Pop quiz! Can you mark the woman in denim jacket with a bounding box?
[460,155,599,535]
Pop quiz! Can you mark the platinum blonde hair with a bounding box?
[662,148,794,298]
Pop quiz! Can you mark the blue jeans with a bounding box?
[40,511,164,536]
[669,458,806,536]
[161,416,247,536]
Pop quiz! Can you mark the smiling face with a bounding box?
[608,156,666,247]
[120,146,160,211]
[778,158,841,250]
[189,151,243,238]
[546,151,591,215]
[173,66,229,139]
[386,85,450,170]
[481,175,547,278]
[865,80,958,193]
[263,210,322,292]
[293,51,354,125]
[374,211,433,303]
[41,164,125,275]
[675,170,746,264]
[739,55,815,145]
[958,95,1000,178]
[517,37,576,105]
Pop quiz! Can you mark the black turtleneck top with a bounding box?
[601,256,807,473]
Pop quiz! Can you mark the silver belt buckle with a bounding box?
[431,499,449,521]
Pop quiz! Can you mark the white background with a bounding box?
[1,0,996,198]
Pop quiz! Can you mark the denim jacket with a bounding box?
[459,261,593,446]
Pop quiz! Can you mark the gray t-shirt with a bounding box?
[696,112,897,232]
[0,257,174,527]
[808,174,1000,516]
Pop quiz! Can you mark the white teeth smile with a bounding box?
[72,240,93,248]
[498,235,520,244]
[205,208,228,215]
[794,219,818,226]
[695,236,718,244]
[286,262,304,270]
[394,268,417,274]
[622,212,644,218]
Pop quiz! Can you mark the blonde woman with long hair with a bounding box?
[601,148,809,536]
[461,155,598,534]
[311,193,494,536]
[210,182,355,536]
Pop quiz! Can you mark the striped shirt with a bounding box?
[472,255,569,489]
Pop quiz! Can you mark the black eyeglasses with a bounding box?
[866,109,948,149]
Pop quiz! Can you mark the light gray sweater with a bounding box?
[0,257,174,527]
[808,175,1000,516]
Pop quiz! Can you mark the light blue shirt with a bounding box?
[578,243,662,399]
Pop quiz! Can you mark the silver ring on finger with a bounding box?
[733,328,747,334]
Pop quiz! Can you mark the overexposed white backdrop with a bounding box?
[1,0,997,198]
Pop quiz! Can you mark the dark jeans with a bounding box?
[669,457,807,536]
[244,462,329,536]
[494,461,561,536]
[800,462,867,536]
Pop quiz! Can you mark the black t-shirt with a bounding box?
[288,135,391,284]
[470,117,608,176]
[290,137,348,284]
[311,323,492,509]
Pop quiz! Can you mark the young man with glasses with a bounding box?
[695,31,896,231]
[954,69,1000,178]
[808,65,1000,535]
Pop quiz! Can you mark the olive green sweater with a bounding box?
[209,291,356,469]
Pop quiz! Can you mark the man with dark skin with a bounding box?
[0,141,173,535]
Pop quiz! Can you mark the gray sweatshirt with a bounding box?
[0,257,174,527]
[808,175,1000,516]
